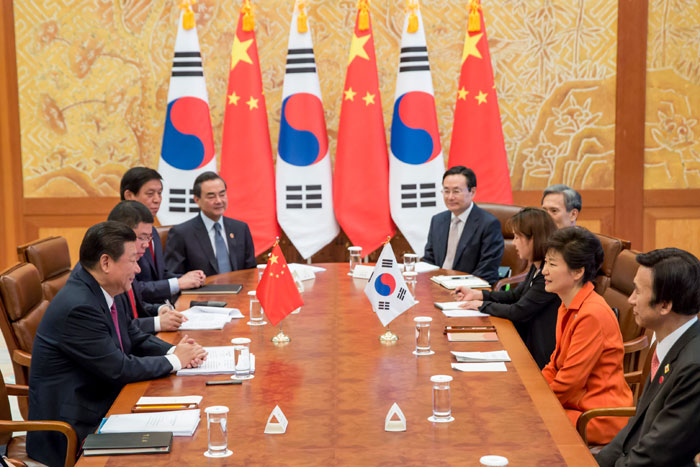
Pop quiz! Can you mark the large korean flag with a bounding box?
[157,10,217,225]
[389,3,445,257]
[276,1,339,259]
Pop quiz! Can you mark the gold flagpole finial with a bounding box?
[179,0,197,30]
[383,236,392,245]
[242,0,255,31]
[468,0,482,33]
[357,0,370,31]
[406,0,418,33]
[297,0,308,33]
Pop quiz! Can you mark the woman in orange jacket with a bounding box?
[541,226,632,445]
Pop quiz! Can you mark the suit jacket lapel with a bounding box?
[224,218,238,270]
[625,322,700,441]
[436,213,451,267]
[76,265,124,351]
[193,216,219,273]
[454,206,480,266]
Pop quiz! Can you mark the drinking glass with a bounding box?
[204,406,231,457]
[428,375,454,423]
[413,317,433,356]
[257,264,267,281]
[348,246,362,275]
[247,291,266,326]
[231,338,253,380]
[403,253,418,273]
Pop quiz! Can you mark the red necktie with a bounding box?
[650,351,660,381]
[149,239,156,263]
[128,288,138,318]
[109,302,124,352]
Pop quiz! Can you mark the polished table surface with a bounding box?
[77,264,596,466]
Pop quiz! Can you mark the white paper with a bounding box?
[136,396,203,405]
[352,264,374,279]
[191,306,243,317]
[264,405,288,434]
[451,351,511,363]
[441,309,488,318]
[100,409,201,436]
[415,261,440,273]
[288,263,317,281]
[451,362,508,372]
[177,346,236,375]
[434,301,467,310]
[431,275,490,289]
[178,307,243,330]
[384,403,407,432]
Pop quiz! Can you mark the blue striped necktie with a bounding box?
[213,223,232,274]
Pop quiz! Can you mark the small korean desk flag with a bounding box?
[364,243,416,327]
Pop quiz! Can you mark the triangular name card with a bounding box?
[384,403,406,432]
[264,405,288,434]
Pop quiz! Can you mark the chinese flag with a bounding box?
[333,0,395,256]
[256,243,303,326]
[448,0,512,204]
[220,1,280,255]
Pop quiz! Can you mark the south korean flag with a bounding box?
[364,243,416,327]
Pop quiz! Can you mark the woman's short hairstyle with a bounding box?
[506,207,557,262]
[545,226,603,285]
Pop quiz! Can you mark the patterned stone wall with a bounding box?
[15,0,618,197]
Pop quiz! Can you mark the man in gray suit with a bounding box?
[596,248,700,467]
[165,171,256,276]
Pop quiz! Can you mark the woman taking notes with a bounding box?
[541,226,632,444]
[454,207,560,369]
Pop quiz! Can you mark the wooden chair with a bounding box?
[0,369,77,467]
[0,263,50,418]
[593,233,631,295]
[577,341,656,446]
[156,225,172,250]
[17,236,71,302]
[479,203,528,277]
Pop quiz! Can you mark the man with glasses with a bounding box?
[108,201,185,332]
[165,171,256,277]
[423,166,503,285]
[120,167,205,302]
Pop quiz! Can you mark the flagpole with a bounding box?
[272,323,291,343]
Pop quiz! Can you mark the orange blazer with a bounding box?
[542,282,632,445]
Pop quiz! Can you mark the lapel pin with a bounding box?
[664,363,670,374]
[659,375,664,384]
[229,233,234,239]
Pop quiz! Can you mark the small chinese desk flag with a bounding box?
[256,242,304,326]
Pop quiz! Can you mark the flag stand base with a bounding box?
[379,329,398,343]
[272,328,291,343]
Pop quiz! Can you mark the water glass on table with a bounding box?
[348,246,362,275]
[429,375,454,423]
[204,406,231,457]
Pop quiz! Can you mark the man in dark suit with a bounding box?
[108,200,185,333]
[596,248,700,467]
[165,171,256,276]
[541,184,582,229]
[423,166,503,285]
[121,167,205,302]
[27,222,207,466]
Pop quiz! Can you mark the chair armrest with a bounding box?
[624,370,642,386]
[0,420,77,467]
[624,335,649,354]
[576,407,637,445]
[11,350,31,368]
[4,383,28,397]
[493,271,528,291]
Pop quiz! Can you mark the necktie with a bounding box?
[127,288,138,318]
[213,223,232,274]
[442,217,462,269]
[650,351,660,381]
[149,239,156,263]
[109,302,124,352]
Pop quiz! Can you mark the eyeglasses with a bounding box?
[137,234,153,243]
[441,189,468,196]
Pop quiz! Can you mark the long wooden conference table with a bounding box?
[78,264,596,466]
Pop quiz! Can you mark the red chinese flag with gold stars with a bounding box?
[256,243,303,326]
[448,0,512,204]
[333,1,395,256]
[220,1,279,255]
